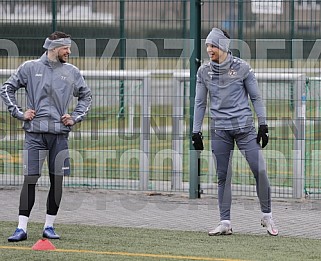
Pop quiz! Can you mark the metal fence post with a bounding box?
[237,0,243,40]
[172,78,184,190]
[293,74,306,199]
[140,75,151,190]
[189,0,202,199]
[118,0,126,119]
[52,0,57,32]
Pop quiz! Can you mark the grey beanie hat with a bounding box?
[205,28,230,52]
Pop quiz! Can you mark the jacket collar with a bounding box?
[40,52,63,69]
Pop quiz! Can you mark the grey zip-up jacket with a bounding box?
[193,54,266,132]
[1,52,92,134]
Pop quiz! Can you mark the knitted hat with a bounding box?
[205,28,230,52]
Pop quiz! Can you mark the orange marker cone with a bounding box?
[32,238,56,251]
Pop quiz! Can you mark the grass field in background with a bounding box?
[0,221,321,261]
[0,120,319,188]
[1,92,321,190]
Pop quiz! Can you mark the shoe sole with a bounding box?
[43,234,60,239]
[208,229,233,236]
[267,231,278,236]
[8,237,27,242]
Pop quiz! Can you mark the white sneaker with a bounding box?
[261,216,278,236]
[208,222,233,236]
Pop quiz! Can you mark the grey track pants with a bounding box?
[211,126,271,221]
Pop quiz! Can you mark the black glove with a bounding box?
[192,132,204,151]
[257,125,269,148]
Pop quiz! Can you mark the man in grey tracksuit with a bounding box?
[192,28,278,236]
[1,31,92,242]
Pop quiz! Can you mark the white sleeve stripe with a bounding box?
[74,96,92,121]
[3,85,24,115]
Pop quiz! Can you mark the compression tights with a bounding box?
[19,174,63,217]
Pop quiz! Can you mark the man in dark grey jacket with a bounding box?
[1,31,92,242]
[192,28,278,236]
